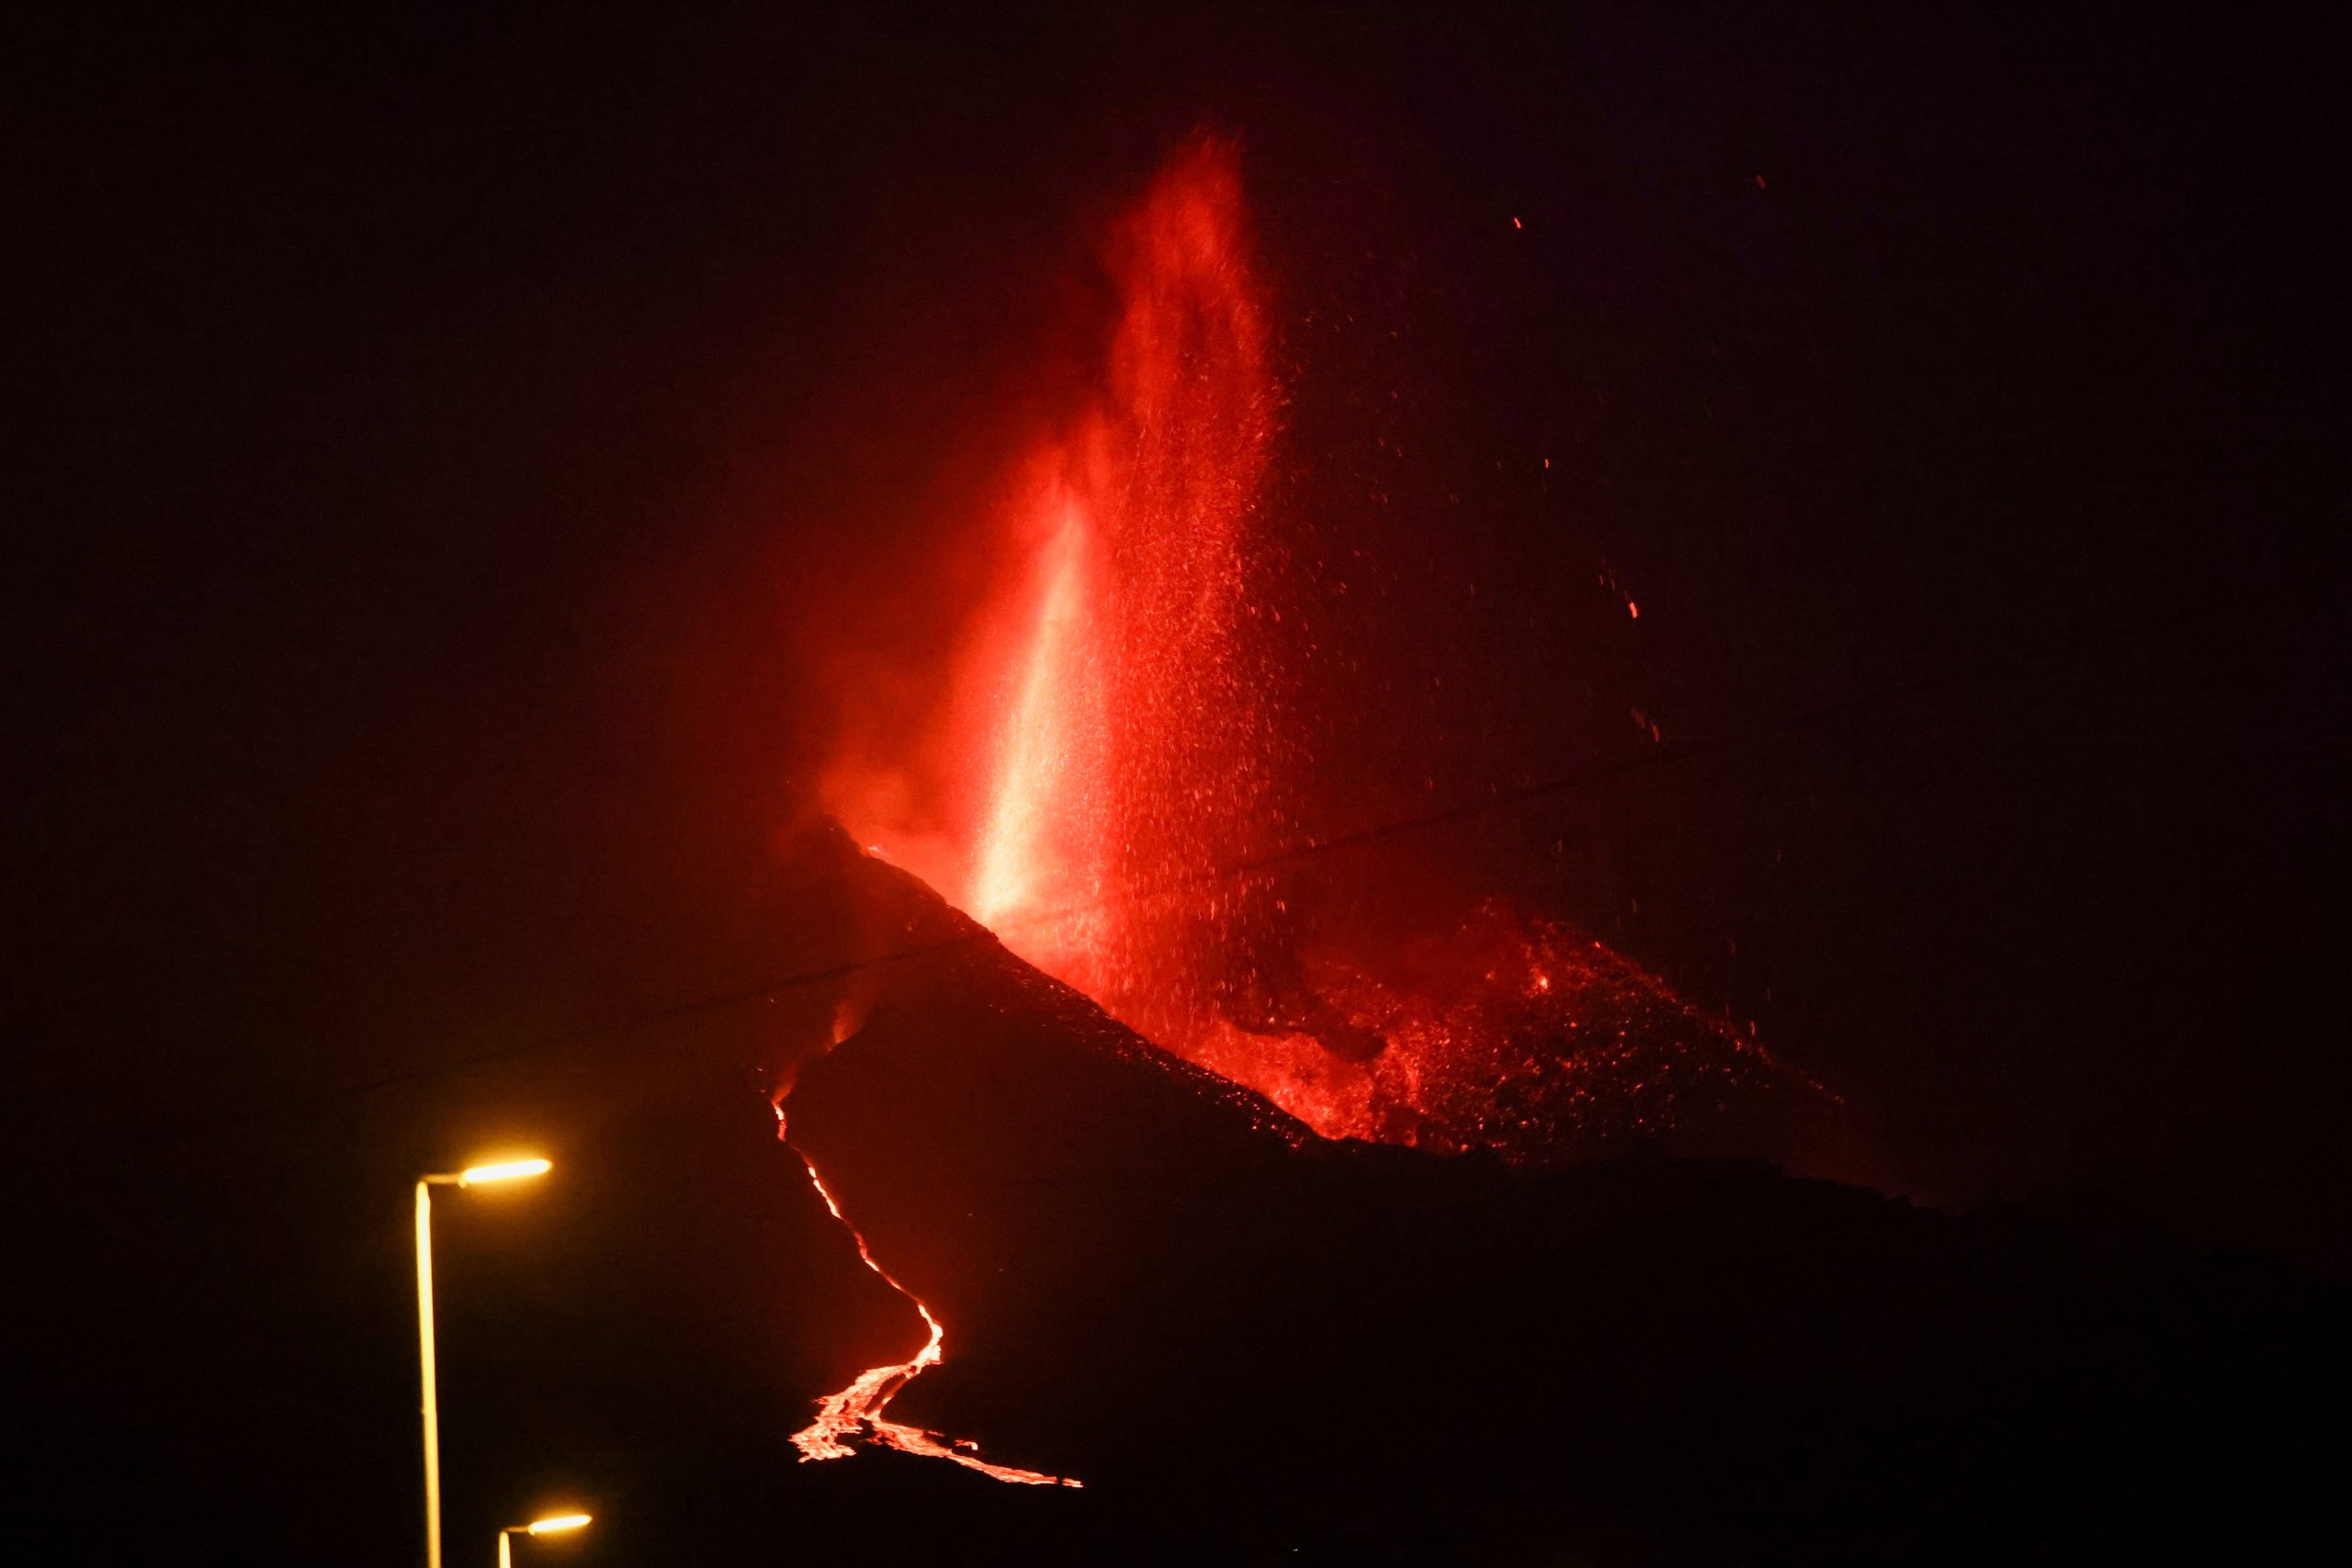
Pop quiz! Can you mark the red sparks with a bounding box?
[788,1154,1078,1487]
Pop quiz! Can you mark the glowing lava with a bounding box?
[787,1152,1078,1487]
[968,490,1103,935]
[826,136,1828,1159]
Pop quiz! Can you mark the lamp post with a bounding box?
[416,1157,552,1568]
[499,1512,592,1568]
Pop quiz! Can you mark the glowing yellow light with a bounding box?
[526,1514,591,1535]
[458,1157,551,1187]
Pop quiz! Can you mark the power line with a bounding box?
[95,590,2220,1162]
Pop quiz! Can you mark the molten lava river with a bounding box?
[791,136,1826,1484]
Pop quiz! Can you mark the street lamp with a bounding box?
[416,1157,552,1568]
[499,1512,592,1568]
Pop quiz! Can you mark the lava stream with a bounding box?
[787,1151,1080,1487]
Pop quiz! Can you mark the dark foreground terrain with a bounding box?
[780,826,2349,1558]
[17,826,2346,1564]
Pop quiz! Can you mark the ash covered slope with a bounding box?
[778,824,2346,1531]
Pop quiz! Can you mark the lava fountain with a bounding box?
[826,131,1301,1089]
[828,133,1815,1148]
[956,133,1279,1036]
[967,486,1106,938]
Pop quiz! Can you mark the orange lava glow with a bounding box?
[788,1153,1078,1487]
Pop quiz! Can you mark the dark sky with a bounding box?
[7,5,2348,1547]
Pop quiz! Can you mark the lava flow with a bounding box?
[786,1149,1078,1487]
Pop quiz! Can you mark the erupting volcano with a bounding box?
[796,133,1830,1483]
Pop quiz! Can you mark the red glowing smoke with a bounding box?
[824,133,1824,1153]
[827,134,1281,1042]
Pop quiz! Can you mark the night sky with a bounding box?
[10,5,2348,1561]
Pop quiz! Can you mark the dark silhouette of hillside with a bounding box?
[18,820,2343,1565]
[778,820,2349,1546]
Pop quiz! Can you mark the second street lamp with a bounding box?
[415,1156,552,1568]
[499,1511,592,1568]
